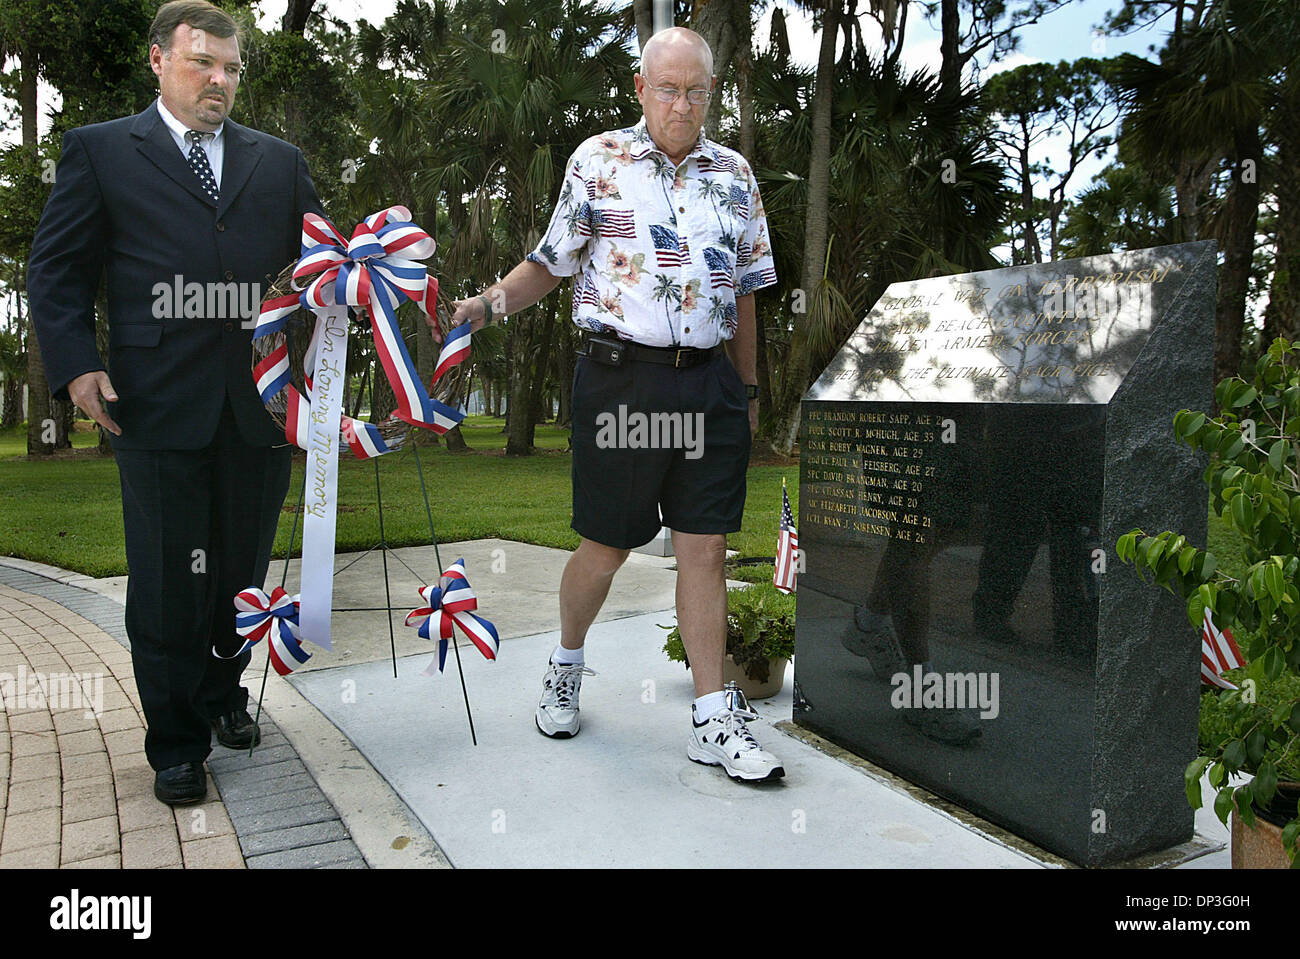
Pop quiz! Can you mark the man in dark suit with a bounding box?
[27,0,323,804]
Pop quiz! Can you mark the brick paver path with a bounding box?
[0,584,244,868]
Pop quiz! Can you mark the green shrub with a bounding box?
[1119,337,1300,862]
[661,580,795,683]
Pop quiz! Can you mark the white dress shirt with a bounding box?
[156,96,224,189]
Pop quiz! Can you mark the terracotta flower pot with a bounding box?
[721,654,788,700]
[1230,782,1300,869]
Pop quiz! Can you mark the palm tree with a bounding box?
[1111,0,1278,384]
[759,8,1006,453]
[406,0,639,455]
[1057,161,1177,258]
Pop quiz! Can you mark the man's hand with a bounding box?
[749,399,758,436]
[67,370,121,436]
[447,295,491,333]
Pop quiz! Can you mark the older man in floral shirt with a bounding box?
[450,26,782,783]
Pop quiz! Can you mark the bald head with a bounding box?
[640,26,713,78]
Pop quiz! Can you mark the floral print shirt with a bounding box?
[527,117,777,348]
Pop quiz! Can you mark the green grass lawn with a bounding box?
[0,415,1253,586]
[0,416,798,577]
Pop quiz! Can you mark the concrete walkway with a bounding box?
[0,544,1232,869]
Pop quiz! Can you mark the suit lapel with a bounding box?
[131,103,217,209]
[215,121,263,220]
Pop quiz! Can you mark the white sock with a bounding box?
[551,644,584,666]
[693,690,729,722]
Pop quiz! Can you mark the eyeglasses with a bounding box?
[644,82,711,106]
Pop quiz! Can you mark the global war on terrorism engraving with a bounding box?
[793,240,1216,867]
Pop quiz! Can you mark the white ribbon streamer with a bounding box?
[298,305,349,651]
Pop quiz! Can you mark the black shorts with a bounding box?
[570,350,752,549]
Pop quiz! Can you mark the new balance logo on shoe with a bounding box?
[687,708,785,782]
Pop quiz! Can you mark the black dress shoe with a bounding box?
[154,762,207,805]
[211,709,261,749]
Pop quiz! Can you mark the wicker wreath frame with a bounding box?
[252,261,470,456]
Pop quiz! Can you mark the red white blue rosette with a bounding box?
[404,559,500,675]
[222,586,311,675]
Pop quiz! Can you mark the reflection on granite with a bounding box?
[808,245,1206,405]
[794,241,1217,866]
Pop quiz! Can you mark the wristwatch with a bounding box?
[745,384,759,400]
[476,294,494,325]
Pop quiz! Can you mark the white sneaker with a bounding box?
[535,659,596,739]
[688,707,786,782]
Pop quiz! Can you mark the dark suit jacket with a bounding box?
[27,101,324,449]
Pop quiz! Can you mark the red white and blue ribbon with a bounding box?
[404,559,500,675]
[254,206,467,436]
[221,586,311,675]
[433,322,472,383]
[280,376,391,460]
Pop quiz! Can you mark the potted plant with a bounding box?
[1118,337,1300,868]
[661,581,795,700]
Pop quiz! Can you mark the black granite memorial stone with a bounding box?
[794,241,1217,866]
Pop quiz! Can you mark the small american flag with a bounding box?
[774,480,798,594]
[1202,609,1245,689]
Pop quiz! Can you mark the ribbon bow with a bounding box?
[254,205,465,434]
[404,559,500,675]
[221,586,311,675]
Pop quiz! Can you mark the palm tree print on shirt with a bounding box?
[653,273,683,340]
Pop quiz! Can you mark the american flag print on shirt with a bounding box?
[650,224,688,267]
[594,208,637,238]
[703,247,735,291]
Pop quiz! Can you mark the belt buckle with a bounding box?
[675,348,685,369]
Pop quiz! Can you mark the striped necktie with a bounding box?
[185,130,219,203]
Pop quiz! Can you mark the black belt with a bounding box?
[576,334,722,369]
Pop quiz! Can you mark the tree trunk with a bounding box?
[694,0,739,136]
[20,52,38,151]
[504,309,534,455]
[556,316,575,428]
[938,0,961,106]
[1264,69,1300,345]
[282,0,316,33]
[504,368,532,454]
[767,0,838,455]
[443,425,469,451]
[1017,123,1042,264]
[20,53,61,456]
[26,329,54,455]
[735,20,770,421]
[2,377,23,429]
[634,0,654,51]
[527,304,558,426]
[1215,124,1263,386]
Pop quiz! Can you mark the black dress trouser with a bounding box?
[115,397,292,770]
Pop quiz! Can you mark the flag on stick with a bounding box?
[774,479,799,594]
[1201,609,1245,689]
